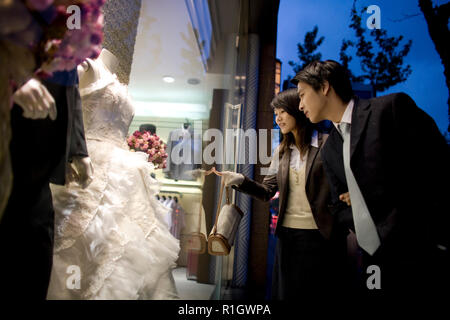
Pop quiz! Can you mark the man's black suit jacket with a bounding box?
[0,70,89,299]
[321,92,449,252]
[7,70,89,188]
[43,70,90,186]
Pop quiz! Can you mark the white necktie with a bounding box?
[339,122,380,255]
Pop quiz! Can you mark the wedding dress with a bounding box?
[47,59,180,300]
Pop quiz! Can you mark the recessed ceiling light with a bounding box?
[162,76,175,83]
[187,78,200,85]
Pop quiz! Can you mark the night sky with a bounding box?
[277,0,449,134]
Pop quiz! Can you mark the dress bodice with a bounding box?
[79,73,134,148]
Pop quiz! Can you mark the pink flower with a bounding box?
[90,32,102,45]
[126,131,166,168]
[143,132,151,140]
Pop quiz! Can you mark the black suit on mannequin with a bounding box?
[321,92,449,294]
[0,70,88,300]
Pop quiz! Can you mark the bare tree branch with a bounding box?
[389,12,422,22]
[419,0,450,132]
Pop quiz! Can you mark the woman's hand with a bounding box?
[212,168,244,187]
[339,192,351,206]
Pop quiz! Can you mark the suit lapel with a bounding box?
[305,133,321,183]
[350,98,371,159]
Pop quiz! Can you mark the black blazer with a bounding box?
[233,132,335,239]
[10,71,89,187]
[321,93,449,249]
[44,78,89,185]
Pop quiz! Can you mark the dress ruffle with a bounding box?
[47,141,180,300]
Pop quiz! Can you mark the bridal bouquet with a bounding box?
[1,0,106,81]
[127,131,168,169]
[0,0,106,219]
[0,0,106,106]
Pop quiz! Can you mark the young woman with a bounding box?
[214,89,347,299]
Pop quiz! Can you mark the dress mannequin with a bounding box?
[64,50,122,189]
[78,48,119,87]
[97,48,120,75]
[47,49,180,300]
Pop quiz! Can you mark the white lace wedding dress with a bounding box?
[47,63,180,300]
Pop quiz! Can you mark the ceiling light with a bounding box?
[187,78,200,85]
[162,76,175,83]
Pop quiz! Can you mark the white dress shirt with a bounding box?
[267,130,319,175]
[333,99,355,130]
[288,129,319,170]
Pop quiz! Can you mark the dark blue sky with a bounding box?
[277,0,449,134]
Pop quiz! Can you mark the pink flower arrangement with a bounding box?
[1,0,106,82]
[127,131,168,169]
[36,0,106,76]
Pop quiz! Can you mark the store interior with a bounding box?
[126,0,245,299]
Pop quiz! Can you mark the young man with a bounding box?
[292,60,449,295]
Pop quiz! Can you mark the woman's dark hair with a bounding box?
[292,60,354,103]
[271,89,313,159]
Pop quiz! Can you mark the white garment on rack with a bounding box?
[163,125,202,181]
[164,198,175,230]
